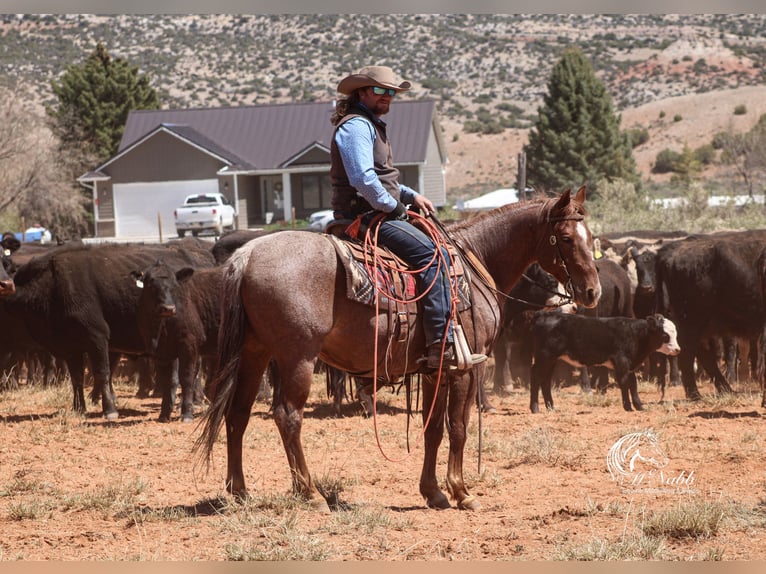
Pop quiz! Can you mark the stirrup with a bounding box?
[452,324,487,370]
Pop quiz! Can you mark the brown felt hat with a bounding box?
[337,65,411,95]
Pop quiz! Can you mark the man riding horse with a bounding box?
[329,64,487,371]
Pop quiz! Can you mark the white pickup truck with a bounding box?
[174,193,236,237]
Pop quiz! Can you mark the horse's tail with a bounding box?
[193,246,251,469]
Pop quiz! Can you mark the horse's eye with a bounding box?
[560,235,573,244]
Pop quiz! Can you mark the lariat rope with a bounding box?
[360,210,462,463]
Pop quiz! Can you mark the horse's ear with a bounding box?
[574,185,586,204]
[552,188,572,212]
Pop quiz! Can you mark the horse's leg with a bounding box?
[419,373,450,510]
[271,356,330,513]
[446,369,481,511]
[224,339,270,499]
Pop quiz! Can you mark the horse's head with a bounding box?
[537,186,601,309]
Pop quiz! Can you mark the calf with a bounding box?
[132,261,224,422]
[520,311,680,413]
[492,263,574,394]
[577,256,634,393]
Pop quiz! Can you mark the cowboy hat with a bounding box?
[337,65,411,95]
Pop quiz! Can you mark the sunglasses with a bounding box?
[371,86,397,97]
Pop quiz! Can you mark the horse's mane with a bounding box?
[446,191,587,236]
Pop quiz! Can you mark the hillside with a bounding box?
[3,13,766,198]
[444,84,766,197]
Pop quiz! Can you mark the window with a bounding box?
[300,174,332,210]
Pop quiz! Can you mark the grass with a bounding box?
[506,426,564,467]
[555,496,766,561]
[642,498,728,540]
[555,533,669,561]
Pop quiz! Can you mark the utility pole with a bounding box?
[517,152,527,200]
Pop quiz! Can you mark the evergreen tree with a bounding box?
[524,48,639,198]
[47,42,160,167]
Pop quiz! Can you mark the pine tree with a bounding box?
[47,42,160,167]
[524,47,639,199]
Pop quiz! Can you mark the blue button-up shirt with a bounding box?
[334,104,418,213]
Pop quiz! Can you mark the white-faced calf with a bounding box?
[517,311,680,412]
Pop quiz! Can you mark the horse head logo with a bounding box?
[606,429,669,483]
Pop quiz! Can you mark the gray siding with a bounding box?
[423,126,447,206]
[108,131,226,183]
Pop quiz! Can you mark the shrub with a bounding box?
[711,131,729,149]
[653,148,682,173]
[694,143,716,165]
[673,114,683,122]
[734,104,747,115]
[625,126,650,148]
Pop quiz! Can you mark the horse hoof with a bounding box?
[426,493,451,510]
[458,496,481,511]
[181,416,194,423]
[105,411,119,421]
[309,497,332,514]
[481,404,496,414]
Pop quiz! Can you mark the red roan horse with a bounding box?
[196,187,601,511]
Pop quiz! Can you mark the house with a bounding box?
[78,100,448,240]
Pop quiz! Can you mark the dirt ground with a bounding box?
[0,366,764,562]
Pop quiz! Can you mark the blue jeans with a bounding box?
[372,218,452,347]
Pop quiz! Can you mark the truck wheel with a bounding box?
[192,230,199,237]
[177,230,185,238]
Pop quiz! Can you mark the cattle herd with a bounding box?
[1,223,765,429]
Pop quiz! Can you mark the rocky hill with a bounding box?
[3,13,766,197]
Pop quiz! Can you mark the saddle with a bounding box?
[324,223,473,347]
[325,232,472,311]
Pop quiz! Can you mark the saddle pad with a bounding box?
[326,235,472,310]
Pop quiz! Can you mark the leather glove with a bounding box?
[389,201,409,221]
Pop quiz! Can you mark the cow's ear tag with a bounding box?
[135,279,144,289]
[549,235,557,246]
[3,249,10,256]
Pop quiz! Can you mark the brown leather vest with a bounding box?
[330,110,401,217]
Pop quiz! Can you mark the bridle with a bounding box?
[541,212,585,302]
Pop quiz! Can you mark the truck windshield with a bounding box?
[187,195,214,204]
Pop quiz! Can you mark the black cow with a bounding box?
[656,230,766,401]
[492,263,574,394]
[5,241,215,419]
[618,239,683,389]
[210,229,271,264]
[520,311,680,413]
[0,252,14,298]
[756,246,766,408]
[132,261,224,422]
[577,257,634,392]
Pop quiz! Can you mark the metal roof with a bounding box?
[118,100,441,172]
